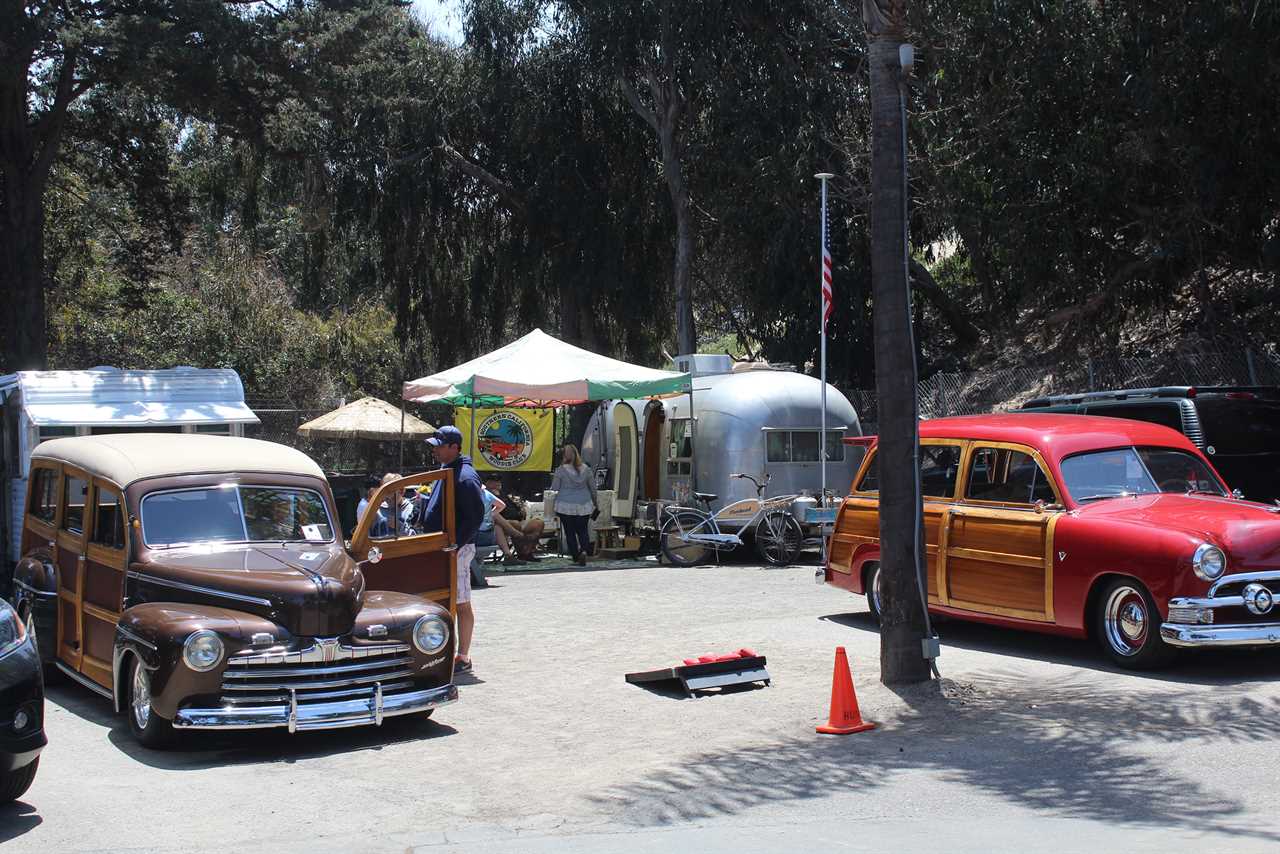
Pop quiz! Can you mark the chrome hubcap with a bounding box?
[132,663,152,729]
[1105,586,1149,656]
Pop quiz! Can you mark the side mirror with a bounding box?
[366,546,383,564]
[1232,488,1245,500]
[1034,500,1065,514]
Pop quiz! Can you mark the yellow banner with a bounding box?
[456,407,554,472]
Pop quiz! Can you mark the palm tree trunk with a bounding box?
[866,4,930,684]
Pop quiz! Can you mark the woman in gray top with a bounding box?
[549,444,598,565]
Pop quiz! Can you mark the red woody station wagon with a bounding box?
[822,414,1280,668]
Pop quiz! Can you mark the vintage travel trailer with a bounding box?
[580,355,864,534]
[0,367,260,569]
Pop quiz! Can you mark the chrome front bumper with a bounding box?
[172,683,458,732]
[1160,624,1280,648]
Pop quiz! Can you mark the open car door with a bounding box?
[348,469,456,615]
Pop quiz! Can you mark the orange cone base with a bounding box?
[816,720,877,735]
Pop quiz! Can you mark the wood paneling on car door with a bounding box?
[55,467,91,671]
[944,506,1057,620]
[349,470,456,614]
[942,442,1060,622]
[80,479,128,689]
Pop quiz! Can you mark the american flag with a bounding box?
[820,240,833,333]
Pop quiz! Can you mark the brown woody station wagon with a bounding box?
[10,434,459,747]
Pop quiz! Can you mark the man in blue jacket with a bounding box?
[422,425,485,674]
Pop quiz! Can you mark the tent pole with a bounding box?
[470,397,478,466]
[687,379,697,496]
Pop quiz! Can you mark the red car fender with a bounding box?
[1051,513,1208,632]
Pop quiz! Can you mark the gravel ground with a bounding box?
[8,561,1280,852]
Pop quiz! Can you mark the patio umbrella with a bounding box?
[297,396,436,441]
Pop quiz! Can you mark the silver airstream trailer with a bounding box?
[581,355,864,551]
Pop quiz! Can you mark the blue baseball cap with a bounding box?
[427,425,464,447]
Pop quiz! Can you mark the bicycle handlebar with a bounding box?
[731,472,771,495]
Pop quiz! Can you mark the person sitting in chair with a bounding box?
[476,475,526,566]
[482,474,545,563]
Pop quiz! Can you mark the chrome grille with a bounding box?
[221,641,416,706]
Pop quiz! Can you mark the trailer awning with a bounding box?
[0,367,260,426]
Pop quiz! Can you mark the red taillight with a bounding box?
[1187,387,1197,397]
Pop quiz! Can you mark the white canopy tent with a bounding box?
[402,328,690,406]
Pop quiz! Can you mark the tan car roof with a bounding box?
[31,434,325,486]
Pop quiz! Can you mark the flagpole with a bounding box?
[816,172,834,565]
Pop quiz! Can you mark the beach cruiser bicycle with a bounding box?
[658,473,805,567]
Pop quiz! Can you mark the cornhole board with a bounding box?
[625,650,770,697]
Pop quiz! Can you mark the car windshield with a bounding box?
[1060,446,1226,503]
[141,486,334,547]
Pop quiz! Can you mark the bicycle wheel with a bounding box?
[755,510,803,566]
[660,510,713,566]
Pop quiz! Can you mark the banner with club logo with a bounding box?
[456,407,554,472]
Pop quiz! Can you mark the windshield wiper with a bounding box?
[1184,488,1225,497]
[1075,492,1136,503]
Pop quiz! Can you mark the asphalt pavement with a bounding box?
[7,559,1280,853]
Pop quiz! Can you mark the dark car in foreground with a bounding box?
[1021,386,1280,502]
[0,597,44,802]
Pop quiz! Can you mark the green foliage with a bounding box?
[27,0,1280,396]
[48,234,400,404]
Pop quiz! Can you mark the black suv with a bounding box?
[1021,386,1280,503]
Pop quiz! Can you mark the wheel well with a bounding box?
[861,560,880,593]
[1083,573,1147,639]
[114,648,137,715]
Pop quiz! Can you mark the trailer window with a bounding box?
[767,431,846,463]
[36,426,76,445]
[667,419,693,476]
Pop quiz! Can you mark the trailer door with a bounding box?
[611,404,639,519]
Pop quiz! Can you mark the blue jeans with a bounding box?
[559,513,590,557]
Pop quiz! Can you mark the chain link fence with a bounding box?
[853,347,1280,433]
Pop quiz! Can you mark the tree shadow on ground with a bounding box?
[819,611,1280,687]
[588,676,1280,842]
[44,682,456,770]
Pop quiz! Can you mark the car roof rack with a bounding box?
[1023,385,1279,407]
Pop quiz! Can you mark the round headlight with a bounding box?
[413,614,450,655]
[182,630,225,672]
[1192,543,1227,582]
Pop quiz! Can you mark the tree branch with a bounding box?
[618,75,659,134]
[908,257,980,348]
[435,137,528,220]
[33,46,83,184]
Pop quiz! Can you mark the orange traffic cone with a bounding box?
[816,646,876,734]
